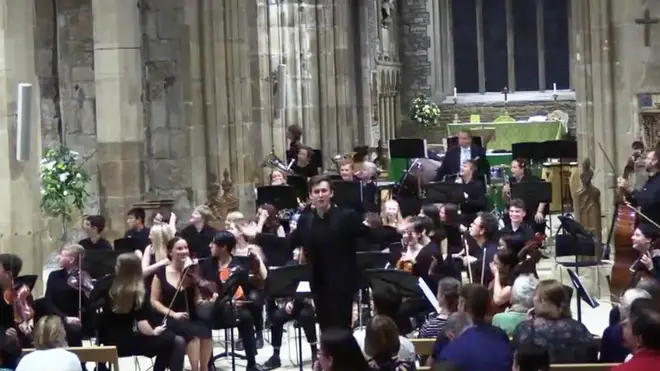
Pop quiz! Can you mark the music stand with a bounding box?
[366,268,422,299]
[14,275,37,292]
[511,181,552,221]
[332,180,363,211]
[541,140,578,215]
[312,149,323,170]
[287,175,308,201]
[566,268,600,323]
[356,252,390,326]
[386,241,403,266]
[266,264,312,371]
[511,142,546,162]
[255,233,292,267]
[82,250,119,280]
[256,185,298,211]
[389,138,428,197]
[422,182,465,205]
[113,238,140,254]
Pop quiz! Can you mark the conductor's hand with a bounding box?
[285,301,294,314]
[171,312,189,320]
[618,177,632,191]
[152,325,166,336]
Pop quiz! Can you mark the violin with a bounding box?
[514,233,546,277]
[1,272,35,331]
[181,260,218,300]
[627,238,660,288]
[67,269,95,298]
[396,258,415,273]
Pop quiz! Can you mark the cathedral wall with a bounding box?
[399,0,432,117]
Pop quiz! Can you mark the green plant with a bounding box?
[40,147,90,221]
[409,94,441,127]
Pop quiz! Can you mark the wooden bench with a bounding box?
[550,365,619,371]
[23,346,120,370]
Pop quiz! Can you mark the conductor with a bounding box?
[289,174,369,331]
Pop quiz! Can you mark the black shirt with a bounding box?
[413,241,442,294]
[44,269,86,318]
[124,227,151,252]
[179,224,216,259]
[630,172,660,226]
[509,174,548,218]
[460,179,488,223]
[97,281,150,343]
[291,162,319,178]
[499,223,534,255]
[78,237,113,251]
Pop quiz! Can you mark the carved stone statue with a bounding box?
[381,0,394,27]
[380,0,395,59]
[206,168,239,229]
[571,158,602,247]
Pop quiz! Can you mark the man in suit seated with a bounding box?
[436,130,489,184]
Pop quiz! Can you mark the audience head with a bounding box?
[0,254,22,278]
[630,304,660,351]
[318,328,372,371]
[33,316,67,350]
[84,215,106,235]
[513,343,550,371]
[364,315,400,362]
[636,278,660,306]
[511,275,539,310]
[126,207,146,229]
[508,199,527,224]
[0,331,20,368]
[445,312,472,341]
[458,283,490,322]
[59,244,85,269]
[211,230,237,257]
[469,212,499,242]
[437,277,461,312]
[620,288,652,321]
[533,279,571,319]
[623,298,655,351]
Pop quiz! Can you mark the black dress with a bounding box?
[152,266,212,341]
[98,289,176,358]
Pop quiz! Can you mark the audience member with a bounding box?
[622,298,656,360]
[316,328,372,371]
[512,279,595,363]
[419,277,460,338]
[513,343,550,371]
[436,283,512,371]
[613,304,660,370]
[600,288,651,363]
[364,315,414,371]
[16,316,82,371]
[0,331,21,370]
[492,275,538,336]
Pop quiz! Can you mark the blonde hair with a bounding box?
[33,315,67,349]
[381,200,403,226]
[226,211,244,224]
[109,253,146,314]
[194,205,213,223]
[534,279,571,319]
[149,224,172,261]
[62,243,85,261]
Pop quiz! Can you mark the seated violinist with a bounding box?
[44,244,88,348]
[0,253,32,344]
[631,224,660,280]
[228,218,269,348]
[499,199,535,255]
[488,246,519,315]
[199,231,265,371]
[97,253,185,371]
[464,212,500,286]
[149,237,214,371]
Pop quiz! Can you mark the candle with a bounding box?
[453,87,457,98]
[553,83,557,94]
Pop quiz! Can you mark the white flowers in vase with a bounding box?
[409,94,441,128]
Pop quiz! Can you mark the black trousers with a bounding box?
[246,290,264,333]
[269,303,317,348]
[198,302,258,365]
[313,291,353,331]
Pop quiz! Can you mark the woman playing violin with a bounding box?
[98,253,185,371]
[0,254,31,342]
[630,224,660,281]
[489,246,519,314]
[150,237,214,371]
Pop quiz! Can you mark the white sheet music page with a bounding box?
[296,281,311,293]
[418,277,441,313]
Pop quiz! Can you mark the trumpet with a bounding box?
[261,149,295,176]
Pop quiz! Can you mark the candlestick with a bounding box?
[553,83,557,94]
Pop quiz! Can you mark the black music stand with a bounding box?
[113,238,141,254]
[386,241,403,266]
[511,181,552,220]
[512,142,546,162]
[422,182,465,205]
[256,233,292,267]
[266,264,312,371]
[287,175,308,201]
[312,149,323,170]
[14,275,37,292]
[566,268,600,323]
[256,185,298,212]
[366,268,422,299]
[390,139,428,197]
[332,180,363,211]
[82,250,119,280]
[356,252,390,326]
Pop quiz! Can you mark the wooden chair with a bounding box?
[549,364,619,371]
[23,346,120,370]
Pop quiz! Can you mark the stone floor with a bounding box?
[53,214,616,370]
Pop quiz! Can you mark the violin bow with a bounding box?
[462,234,474,283]
[161,261,196,326]
[597,142,617,175]
[77,257,82,321]
[624,201,660,230]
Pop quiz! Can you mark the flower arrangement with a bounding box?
[40,147,90,221]
[409,94,441,127]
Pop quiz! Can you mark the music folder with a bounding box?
[256,185,298,211]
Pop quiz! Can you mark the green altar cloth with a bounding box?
[446,121,564,151]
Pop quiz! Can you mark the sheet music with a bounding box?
[418,277,441,313]
[296,281,311,293]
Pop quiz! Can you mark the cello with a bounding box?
[598,142,639,298]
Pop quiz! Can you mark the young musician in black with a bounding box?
[97,253,185,371]
[0,254,31,343]
[465,212,500,285]
[290,145,319,178]
[456,160,488,224]
[179,205,216,259]
[503,158,548,234]
[356,161,380,213]
[125,207,151,253]
[499,199,535,255]
[286,124,303,164]
[289,174,369,331]
[78,215,113,251]
[200,231,265,371]
[630,224,660,281]
[43,244,87,349]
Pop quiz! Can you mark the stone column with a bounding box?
[317,0,339,165]
[92,0,144,237]
[0,0,44,280]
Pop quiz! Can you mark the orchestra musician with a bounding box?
[269,169,287,186]
[43,244,88,349]
[436,130,489,183]
[630,224,660,282]
[199,231,265,371]
[499,199,535,255]
[96,253,186,371]
[290,145,319,178]
[289,174,370,331]
[179,205,217,259]
[503,158,548,234]
[356,161,380,213]
[142,223,175,280]
[78,215,113,251]
[465,212,500,285]
[0,254,32,343]
[488,247,519,314]
[124,207,151,254]
[619,149,660,227]
[631,140,648,190]
[339,158,355,181]
[454,160,488,225]
[286,124,303,163]
[150,237,214,371]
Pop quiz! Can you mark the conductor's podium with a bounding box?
[542,161,578,213]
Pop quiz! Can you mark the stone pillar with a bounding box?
[92,0,144,237]
[0,0,44,281]
[317,0,339,166]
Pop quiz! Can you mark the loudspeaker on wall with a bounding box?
[16,83,32,162]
